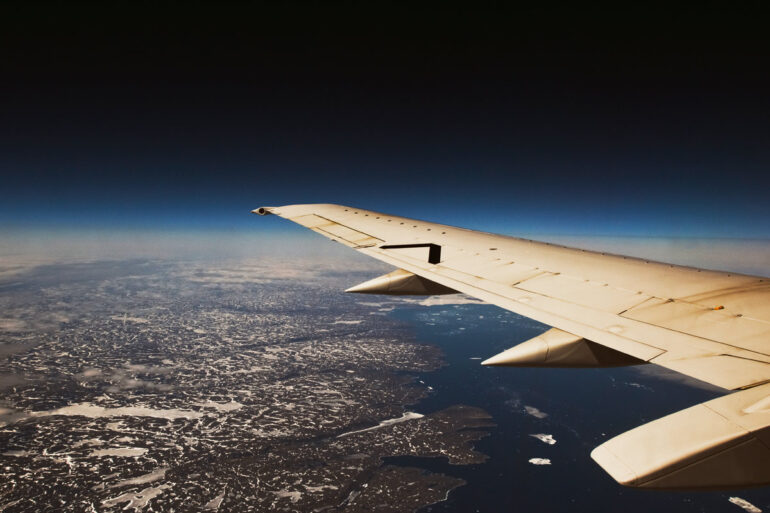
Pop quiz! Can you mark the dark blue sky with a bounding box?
[2,4,769,238]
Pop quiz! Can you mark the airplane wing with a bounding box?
[254,203,770,490]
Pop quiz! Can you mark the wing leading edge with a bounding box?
[254,203,770,489]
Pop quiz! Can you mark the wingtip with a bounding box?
[252,207,274,216]
[590,445,638,487]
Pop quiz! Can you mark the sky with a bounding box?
[1,4,769,248]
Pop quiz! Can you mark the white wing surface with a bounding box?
[254,203,770,489]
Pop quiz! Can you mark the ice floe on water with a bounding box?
[530,433,556,445]
[30,403,205,421]
[337,411,424,438]
[102,484,171,511]
[624,382,654,392]
[272,490,302,503]
[194,400,244,412]
[1,403,204,427]
[110,468,168,488]
[204,487,227,510]
[528,458,551,465]
[2,450,31,457]
[72,438,105,448]
[729,497,762,513]
[304,484,339,493]
[524,406,548,419]
[90,447,148,457]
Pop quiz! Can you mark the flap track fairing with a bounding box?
[482,327,646,368]
[345,269,457,296]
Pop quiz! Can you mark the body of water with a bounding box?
[388,302,770,512]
